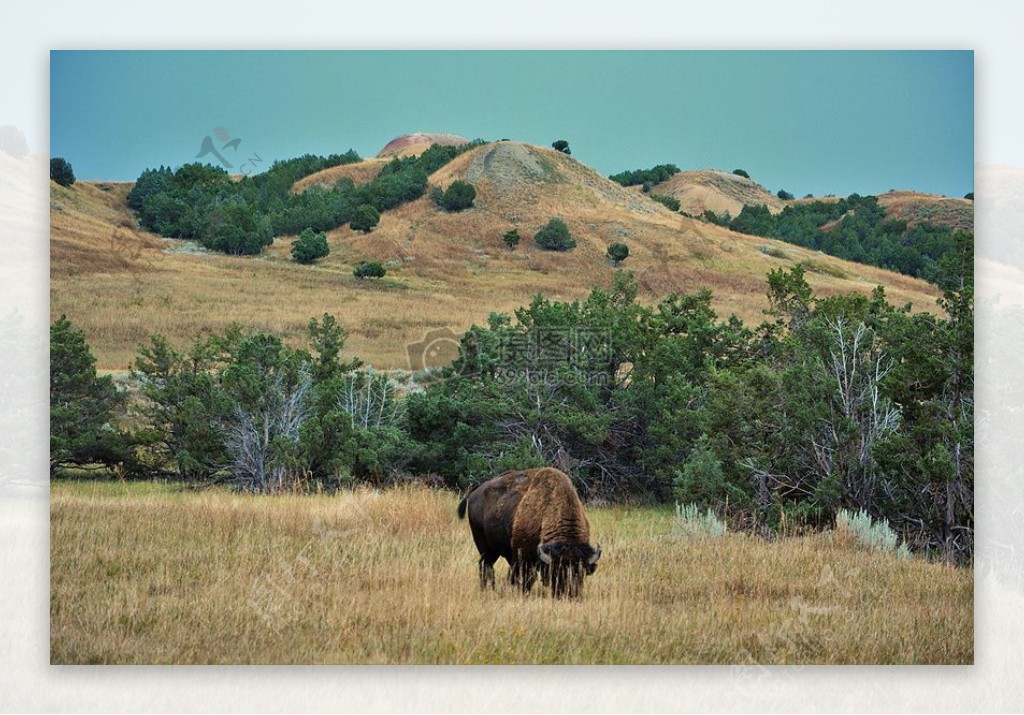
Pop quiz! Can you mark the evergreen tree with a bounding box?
[50,316,128,474]
[436,180,476,211]
[607,242,629,265]
[291,228,330,264]
[534,218,576,251]
[350,204,381,233]
[50,157,75,187]
[353,261,386,279]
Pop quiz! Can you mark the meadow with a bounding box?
[50,481,973,665]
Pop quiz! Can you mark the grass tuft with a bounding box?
[834,508,911,558]
[672,502,727,540]
[800,258,849,279]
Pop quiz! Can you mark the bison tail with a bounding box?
[457,482,481,520]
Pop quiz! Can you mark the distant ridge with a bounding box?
[650,169,786,217]
[377,132,470,158]
[876,190,974,232]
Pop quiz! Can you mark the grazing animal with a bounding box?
[457,467,601,599]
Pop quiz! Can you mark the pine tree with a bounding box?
[50,316,127,473]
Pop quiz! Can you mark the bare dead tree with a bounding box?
[225,369,311,493]
[814,317,900,511]
[337,372,404,430]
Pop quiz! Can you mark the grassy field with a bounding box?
[50,481,972,664]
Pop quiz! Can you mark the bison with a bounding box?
[457,467,601,599]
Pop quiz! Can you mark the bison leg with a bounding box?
[478,554,497,590]
[509,559,537,594]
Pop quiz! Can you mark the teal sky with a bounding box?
[50,51,973,197]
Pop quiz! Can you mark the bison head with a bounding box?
[537,542,601,599]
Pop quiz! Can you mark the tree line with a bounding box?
[52,232,973,562]
[609,163,680,191]
[126,142,484,255]
[704,194,962,288]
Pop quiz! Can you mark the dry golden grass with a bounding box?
[291,158,388,192]
[50,144,942,371]
[877,190,974,232]
[654,169,787,217]
[50,481,972,664]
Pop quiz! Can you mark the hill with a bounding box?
[876,190,974,232]
[652,170,973,235]
[50,141,942,371]
[50,180,164,276]
[377,132,469,158]
[649,169,787,217]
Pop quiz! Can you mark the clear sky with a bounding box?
[50,51,974,197]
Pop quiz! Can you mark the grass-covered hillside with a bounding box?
[50,141,941,371]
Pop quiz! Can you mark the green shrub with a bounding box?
[490,436,549,475]
[732,169,750,179]
[672,503,727,540]
[704,209,731,226]
[672,439,730,505]
[534,217,576,251]
[552,139,571,155]
[50,157,76,187]
[609,164,679,187]
[133,318,363,490]
[607,242,629,265]
[353,261,386,279]
[291,228,329,264]
[435,180,476,211]
[503,228,520,250]
[650,194,680,212]
[202,198,273,255]
[964,192,974,200]
[777,189,795,201]
[835,509,910,557]
[350,204,381,233]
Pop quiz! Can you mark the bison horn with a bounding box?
[537,543,553,565]
[588,544,602,565]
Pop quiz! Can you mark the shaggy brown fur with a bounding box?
[458,467,600,598]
